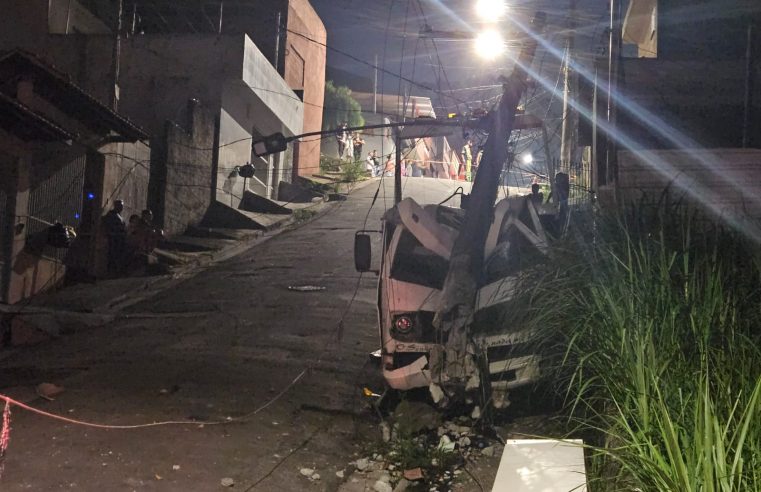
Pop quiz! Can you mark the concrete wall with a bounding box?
[149,100,215,237]
[48,0,110,34]
[86,141,151,278]
[220,0,326,177]
[619,59,761,150]
[657,0,760,62]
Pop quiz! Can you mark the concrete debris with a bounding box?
[35,382,65,401]
[220,477,235,487]
[393,478,410,492]
[287,285,326,292]
[172,465,181,471]
[336,470,345,478]
[381,421,391,442]
[471,405,481,420]
[392,400,441,435]
[354,458,369,471]
[300,467,315,477]
[428,382,446,404]
[437,435,456,452]
[311,473,321,481]
[481,445,496,457]
[373,480,393,492]
[403,468,423,481]
[458,436,471,447]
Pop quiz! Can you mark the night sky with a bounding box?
[309,0,611,115]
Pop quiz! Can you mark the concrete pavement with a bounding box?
[0,176,495,491]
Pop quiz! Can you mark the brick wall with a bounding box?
[618,149,761,235]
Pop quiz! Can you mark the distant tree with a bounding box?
[322,80,364,131]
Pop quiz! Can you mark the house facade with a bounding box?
[0,51,148,304]
[588,0,761,230]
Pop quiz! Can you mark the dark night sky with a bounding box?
[309,0,611,115]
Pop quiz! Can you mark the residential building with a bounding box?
[0,50,148,304]
[588,0,761,228]
[0,0,321,232]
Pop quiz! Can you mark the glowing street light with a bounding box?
[474,30,505,60]
[522,153,533,164]
[475,0,507,20]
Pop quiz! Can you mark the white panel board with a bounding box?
[492,439,587,492]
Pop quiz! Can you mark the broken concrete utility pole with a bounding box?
[433,11,546,397]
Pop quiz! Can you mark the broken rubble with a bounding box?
[393,478,410,492]
[373,481,393,492]
[355,458,369,471]
[403,468,423,481]
[481,446,496,457]
[220,477,235,487]
[300,467,315,477]
[393,400,442,436]
[381,421,391,443]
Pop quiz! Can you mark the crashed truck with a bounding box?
[354,185,565,410]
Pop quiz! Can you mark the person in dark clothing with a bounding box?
[353,132,365,163]
[102,199,126,277]
[530,183,544,205]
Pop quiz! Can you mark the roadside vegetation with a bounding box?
[520,205,761,491]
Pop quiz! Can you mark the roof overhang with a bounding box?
[0,50,148,142]
[0,92,75,142]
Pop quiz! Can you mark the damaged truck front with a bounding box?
[356,193,555,409]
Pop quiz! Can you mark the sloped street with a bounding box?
[0,178,476,491]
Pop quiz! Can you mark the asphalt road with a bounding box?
[0,177,473,491]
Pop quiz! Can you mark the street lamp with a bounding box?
[474,30,505,59]
[522,153,533,164]
[475,0,507,20]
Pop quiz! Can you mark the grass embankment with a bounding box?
[523,208,761,491]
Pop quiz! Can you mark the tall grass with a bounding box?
[523,206,761,491]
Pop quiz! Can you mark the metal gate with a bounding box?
[27,152,86,261]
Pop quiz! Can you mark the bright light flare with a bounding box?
[475,0,507,20]
[474,30,505,60]
[522,153,533,164]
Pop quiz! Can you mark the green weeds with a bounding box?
[524,206,761,491]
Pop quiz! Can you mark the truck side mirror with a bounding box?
[354,233,372,272]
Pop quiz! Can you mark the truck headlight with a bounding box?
[393,315,414,335]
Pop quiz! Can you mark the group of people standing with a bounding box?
[102,200,164,277]
[335,122,365,163]
[364,150,426,178]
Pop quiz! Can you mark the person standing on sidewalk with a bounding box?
[336,122,348,158]
[353,132,365,163]
[366,150,378,177]
[461,138,473,182]
[102,199,127,277]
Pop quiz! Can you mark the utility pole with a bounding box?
[394,131,402,203]
[373,54,378,114]
[742,23,754,148]
[605,0,623,185]
[434,11,546,387]
[274,11,283,73]
[110,0,124,110]
[559,0,577,171]
[218,1,224,34]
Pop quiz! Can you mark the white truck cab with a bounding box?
[357,194,553,408]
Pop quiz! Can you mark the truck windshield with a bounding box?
[390,230,449,289]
